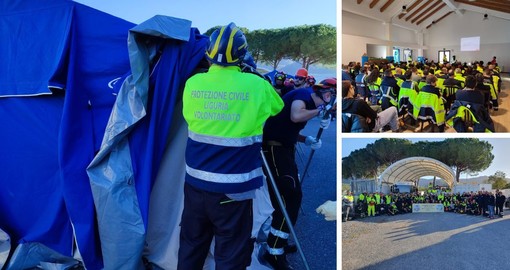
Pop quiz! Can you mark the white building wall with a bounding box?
[424,10,510,71]
[343,8,510,70]
[342,10,425,64]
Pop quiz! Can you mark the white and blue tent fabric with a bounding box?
[1,1,275,269]
[1,0,134,269]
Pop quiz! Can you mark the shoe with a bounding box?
[263,252,294,270]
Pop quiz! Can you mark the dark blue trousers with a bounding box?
[177,183,254,270]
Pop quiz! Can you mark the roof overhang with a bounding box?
[379,157,455,188]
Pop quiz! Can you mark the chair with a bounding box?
[418,80,427,91]
[483,81,498,112]
[366,83,382,106]
[413,91,446,132]
[397,86,417,123]
[442,85,459,111]
[380,85,398,111]
[446,100,495,133]
[342,113,369,133]
[436,77,445,90]
[446,105,476,132]
[355,74,368,99]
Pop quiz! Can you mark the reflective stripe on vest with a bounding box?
[270,227,290,239]
[189,130,262,147]
[186,165,263,184]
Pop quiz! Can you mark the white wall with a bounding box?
[343,9,510,71]
[424,10,510,71]
[367,44,387,58]
[342,10,425,64]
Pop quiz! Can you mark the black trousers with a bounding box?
[178,183,253,270]
[262,144,302,251]
[496,204,504,215]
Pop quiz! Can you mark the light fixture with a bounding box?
[483,13,488,20]
[402,5,408,14]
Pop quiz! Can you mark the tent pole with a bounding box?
[260,150,311,270]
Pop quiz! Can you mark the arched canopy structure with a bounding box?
[379,157,455,188]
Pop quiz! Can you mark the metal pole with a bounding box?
[300,97,337,186]
[260,150,311,270]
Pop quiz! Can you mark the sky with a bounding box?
[341,136,510,179]
[73,0,337,33]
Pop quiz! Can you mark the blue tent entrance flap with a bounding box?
[87,16,209,269]
[54,3,134,270]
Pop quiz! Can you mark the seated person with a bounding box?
[420,74,441,97]
[443,70,463,88]
[483,68,499,110]
[456,75,485,105]
[453,68,466,88]
[447,75,495,132]
[394,68,406,81]
[414,75,446,132]
[342,80,402,132]
[474,73,491,108]
[380,69,400,110]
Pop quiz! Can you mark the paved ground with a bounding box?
[342,209,510,270]
[283,116,337,270]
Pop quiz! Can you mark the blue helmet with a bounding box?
[242,51,257,70]
[206,22,248,66]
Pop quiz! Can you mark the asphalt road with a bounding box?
[284,116,338,270]
[342,210,510,270]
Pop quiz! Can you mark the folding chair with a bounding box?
[413,91,446,132]
[442,85,459,111]
[366,83,381,106]
[342,113,369,133]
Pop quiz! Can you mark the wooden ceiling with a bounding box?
[345,0,510,31]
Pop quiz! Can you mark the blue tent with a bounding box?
[0,0,212,269]
[264,70,294,85]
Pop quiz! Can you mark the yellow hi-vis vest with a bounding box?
[182,65,284,193]
[413,91,445,125]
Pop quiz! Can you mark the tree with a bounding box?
[368,138,413,167]
[342,148,380,180]
[297,24,336,69]
[249,29,289,69]
[488,171,508,189]
[441,138,494,182]
[203,24,337,69]
[285,25,336,69]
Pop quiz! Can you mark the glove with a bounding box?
[320,114,332,129]
[305,136,322,150]
[317,103,333,118]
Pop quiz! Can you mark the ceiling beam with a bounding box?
[426,11,454,29]
[412,0,443,24]
[380,0,395,12]
[405,0,435,22]
[369,0,381,9]
[398,0,423,19]
[442,0,463,16]
[456,0,510,14]
[417,3,447,25]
